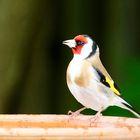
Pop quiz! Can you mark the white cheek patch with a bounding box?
[80,38,93,59]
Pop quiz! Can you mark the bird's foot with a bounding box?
[68,110,81,117]
[68,107,86,119]
[89,111,102,125]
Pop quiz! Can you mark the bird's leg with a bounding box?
[89,110,102,125]
[68,107,86,117]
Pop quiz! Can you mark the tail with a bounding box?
[112,96,140,118]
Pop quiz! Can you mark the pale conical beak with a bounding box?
[62,39,76,48]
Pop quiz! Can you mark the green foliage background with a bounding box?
[0,0,139,117]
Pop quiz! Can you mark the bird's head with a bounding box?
[63,34,98,60]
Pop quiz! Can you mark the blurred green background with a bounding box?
[0,0,139,117]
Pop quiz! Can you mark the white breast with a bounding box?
[66,59,113,111]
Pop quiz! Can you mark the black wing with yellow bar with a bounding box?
[96,69,121,96]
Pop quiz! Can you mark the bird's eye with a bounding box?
[76,41,85,46]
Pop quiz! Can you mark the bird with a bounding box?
[62,34,140,119]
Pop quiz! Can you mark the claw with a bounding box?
[67,107,86,119]
[68,110,81,117]
[68,110,73,115]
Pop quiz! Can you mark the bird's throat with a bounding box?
[72,46,83,54]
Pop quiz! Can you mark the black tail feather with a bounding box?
[122,102,140,118]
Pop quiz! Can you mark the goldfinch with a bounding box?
[63,34,140,118]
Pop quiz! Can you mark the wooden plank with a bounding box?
[0,115,139,139]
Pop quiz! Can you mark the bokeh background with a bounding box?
[0,0,140,117]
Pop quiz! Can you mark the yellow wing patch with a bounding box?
[95,68,121,96]
[105,77,121,96]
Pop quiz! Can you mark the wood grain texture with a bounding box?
[0,115,139,139]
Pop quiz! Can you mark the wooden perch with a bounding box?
[0,115,139,139]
